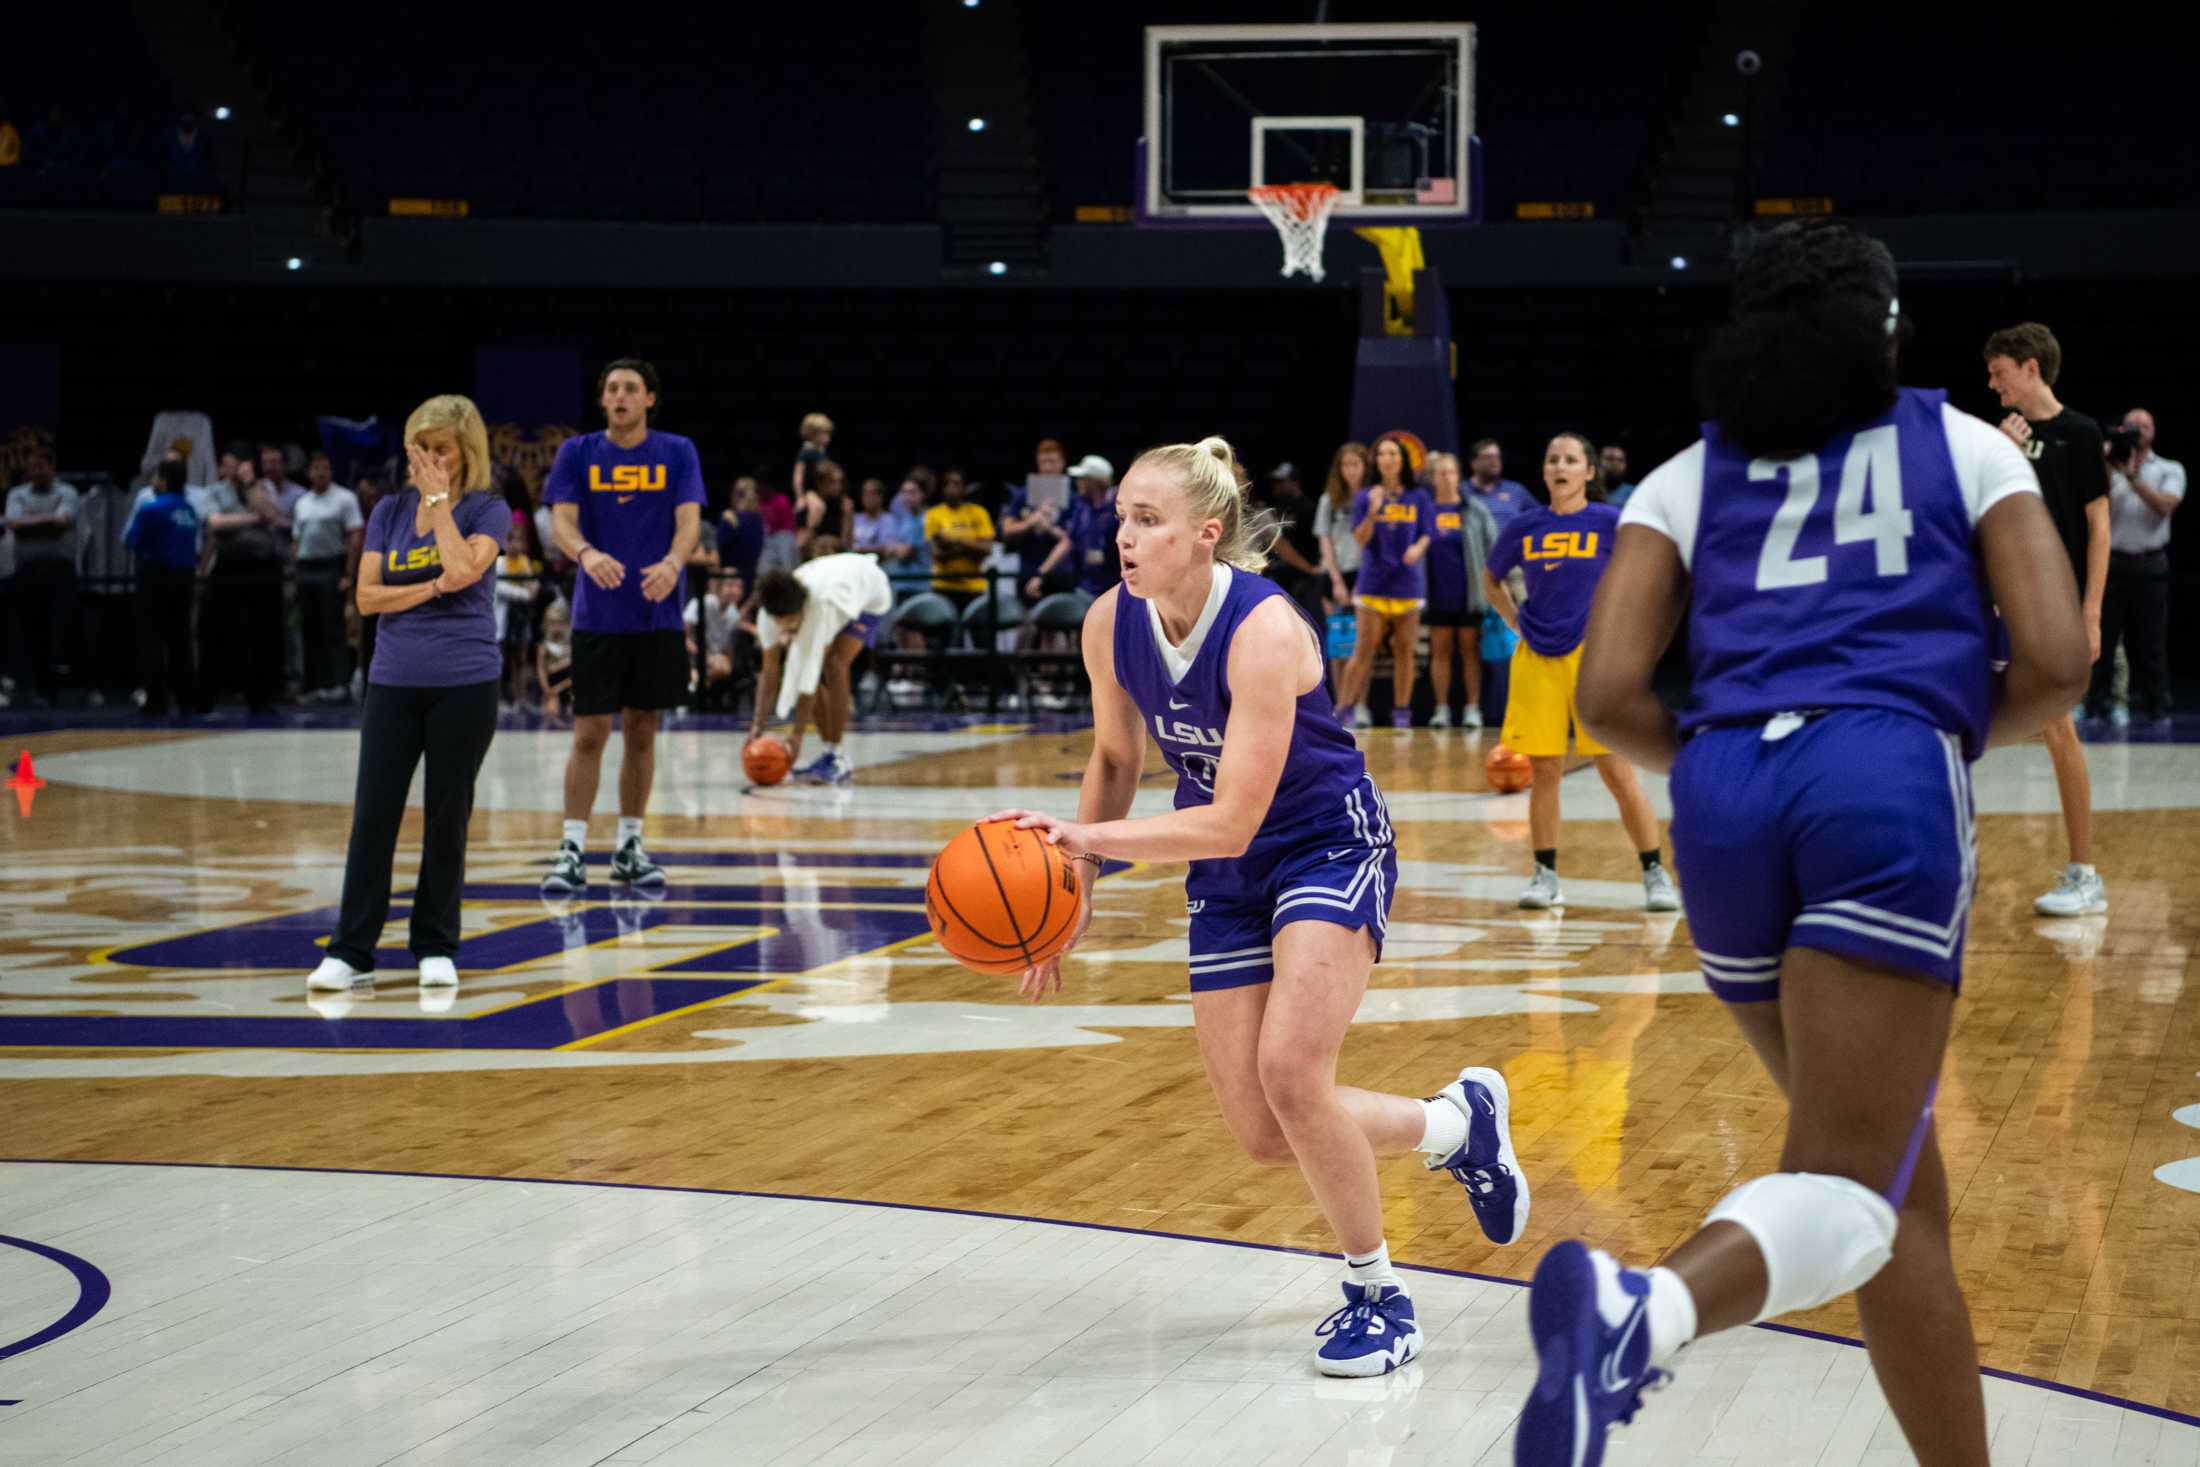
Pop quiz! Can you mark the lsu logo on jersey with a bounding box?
[1524,530,1601,562]
[1435,511,1463,533]
[1377,502,1419,524]
[1152,716,1223,748]
[390,543,442,572]
[588,464,667,493]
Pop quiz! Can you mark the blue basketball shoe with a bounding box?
[1314,1282,1422,1377]
[793,751,853,786]
[1425,1065,1531,1245]
[1513,1241,1668,1467]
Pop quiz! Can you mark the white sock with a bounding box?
[2072,862,2096,879]
[1345,1242,1402,1292]
[1644,1266,1698,1367]
[1417,1096,1468,1158]
[561,819,587,850]
[821,742,841,759]
[617,816,643,847]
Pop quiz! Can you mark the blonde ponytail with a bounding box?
[1130,433,1283,572]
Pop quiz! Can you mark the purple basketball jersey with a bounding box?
[1642,388,2004,758]
[1112,568,1379,901]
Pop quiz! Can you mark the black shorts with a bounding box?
[1424,606,1481,629]
[571,629,691,715]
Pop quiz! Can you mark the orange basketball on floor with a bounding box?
[1485,742,1534,793]
[927,820,1083,975]
[742,735,791,787]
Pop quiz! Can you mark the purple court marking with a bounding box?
[2,1156,2193,1431]
[0,1234,112,1366]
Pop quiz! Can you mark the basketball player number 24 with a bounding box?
[1751,424,1914,590]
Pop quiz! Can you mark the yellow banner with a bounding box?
[390,198,471,218]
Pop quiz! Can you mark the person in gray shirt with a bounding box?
[4,448,81,703]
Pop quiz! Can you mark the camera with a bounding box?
[2104,422,2142,465]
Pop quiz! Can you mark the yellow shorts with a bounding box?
[1500,642,1607,757]
[1356,594,1423,619]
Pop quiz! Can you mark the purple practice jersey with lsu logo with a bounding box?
[1112,567,1386,902]
[1623,387,2040,759]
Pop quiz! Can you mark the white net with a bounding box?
[1247,183,1342,282]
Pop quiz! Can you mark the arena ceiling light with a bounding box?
[213,105,232,120]
[988,261,1008,277]
[1669,256,1688,271]
[286,257,303,271]
[967,117,987,133]
[1722,113,1739,127]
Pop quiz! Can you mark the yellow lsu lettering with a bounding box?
[1436,511,1463,532]
[1523,531,1601,561]
[1378,503,1419,523]
[588,464,667,493]
[391,544,442,572]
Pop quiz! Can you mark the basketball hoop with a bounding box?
[1247,182,1342,282]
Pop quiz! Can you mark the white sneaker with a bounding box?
[2034,865,2106,916]
[2109,704,2131,729]
[1643,864,1680,912]
[418,956,459,987]
[1352,704,1373,729]
[307,955,367,990]
[1519,864,1564,909]
[1430,706,1452,730]
[1462,705,1483,729]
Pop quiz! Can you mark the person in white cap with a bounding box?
[1036,454,1119,610]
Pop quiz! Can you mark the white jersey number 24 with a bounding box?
[1751,424,1916,591]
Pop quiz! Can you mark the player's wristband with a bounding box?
[1073,852,1103,869]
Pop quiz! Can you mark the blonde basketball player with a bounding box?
[991,435,1527,1377]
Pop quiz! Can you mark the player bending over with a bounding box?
[748,551,893,785]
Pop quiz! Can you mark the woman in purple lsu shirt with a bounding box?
[305,396,506,1002]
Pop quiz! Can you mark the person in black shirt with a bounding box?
[1262,462,1327,620]
[1985,322,2110,917]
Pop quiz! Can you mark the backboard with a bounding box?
[1142,23,1476,225]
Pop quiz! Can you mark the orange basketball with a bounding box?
[1485,742,1534,793]
[742,735,791,787]
[927,820,1083,975]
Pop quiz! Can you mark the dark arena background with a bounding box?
[3,5,2197,1465]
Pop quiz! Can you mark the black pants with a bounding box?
[136,567,198,714]
[198,554,284,710]
[2090,549,2172,718]
[328,679,499,970]
[10,558,75,696]
[297,556,349,692]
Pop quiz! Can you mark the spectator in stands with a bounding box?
[684,568,744,705]
[538,594,573,719]
[2092,407,2183,725]
[757,476,800,575]
[123,459,200,718]
[1468,438,1534,523]
[1425,450,1496,729]
[716,478,766,593]
[1053,454,1120,604]
[1261,461,1326,620]
[162,108,212,189]
[1313,441,1368,693]
[4,448,81,705]
[799,458,854,552]
[924,468,995,611]
[197,443,284,714]
[294,452,364,702]
[0,103,20,169]
[887,474,933,594]
[793,412,834,495]
[496,517,538,709]
[1599,443,1637,508]
[1003,438,1071,603]
[259,443,307,537]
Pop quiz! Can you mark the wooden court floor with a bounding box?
[3,719,2198,1425]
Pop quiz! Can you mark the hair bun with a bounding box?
[1197,435,1234,464]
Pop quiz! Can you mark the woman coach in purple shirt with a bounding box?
[306,396,507,1000]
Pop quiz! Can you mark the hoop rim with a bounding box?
[1246,181,1343,220]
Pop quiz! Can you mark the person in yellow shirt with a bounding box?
[922,470,995,609]
[0,114,21,168]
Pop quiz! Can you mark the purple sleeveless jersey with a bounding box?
[1111,568,1391,931]
[1665,387,1999,759]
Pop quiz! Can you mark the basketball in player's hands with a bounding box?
[742,735,791,787]
[1485,742,1534,793]
[928,820,1083,976]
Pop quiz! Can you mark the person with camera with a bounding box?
[2091,408,2183,726]
[1984,323,2111,916]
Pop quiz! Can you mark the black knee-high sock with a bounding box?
[1640,849,1663,870]
[1534,848,1556,871]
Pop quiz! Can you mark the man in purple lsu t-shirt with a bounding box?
[539,358,705,895]
[307,396,506,999]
